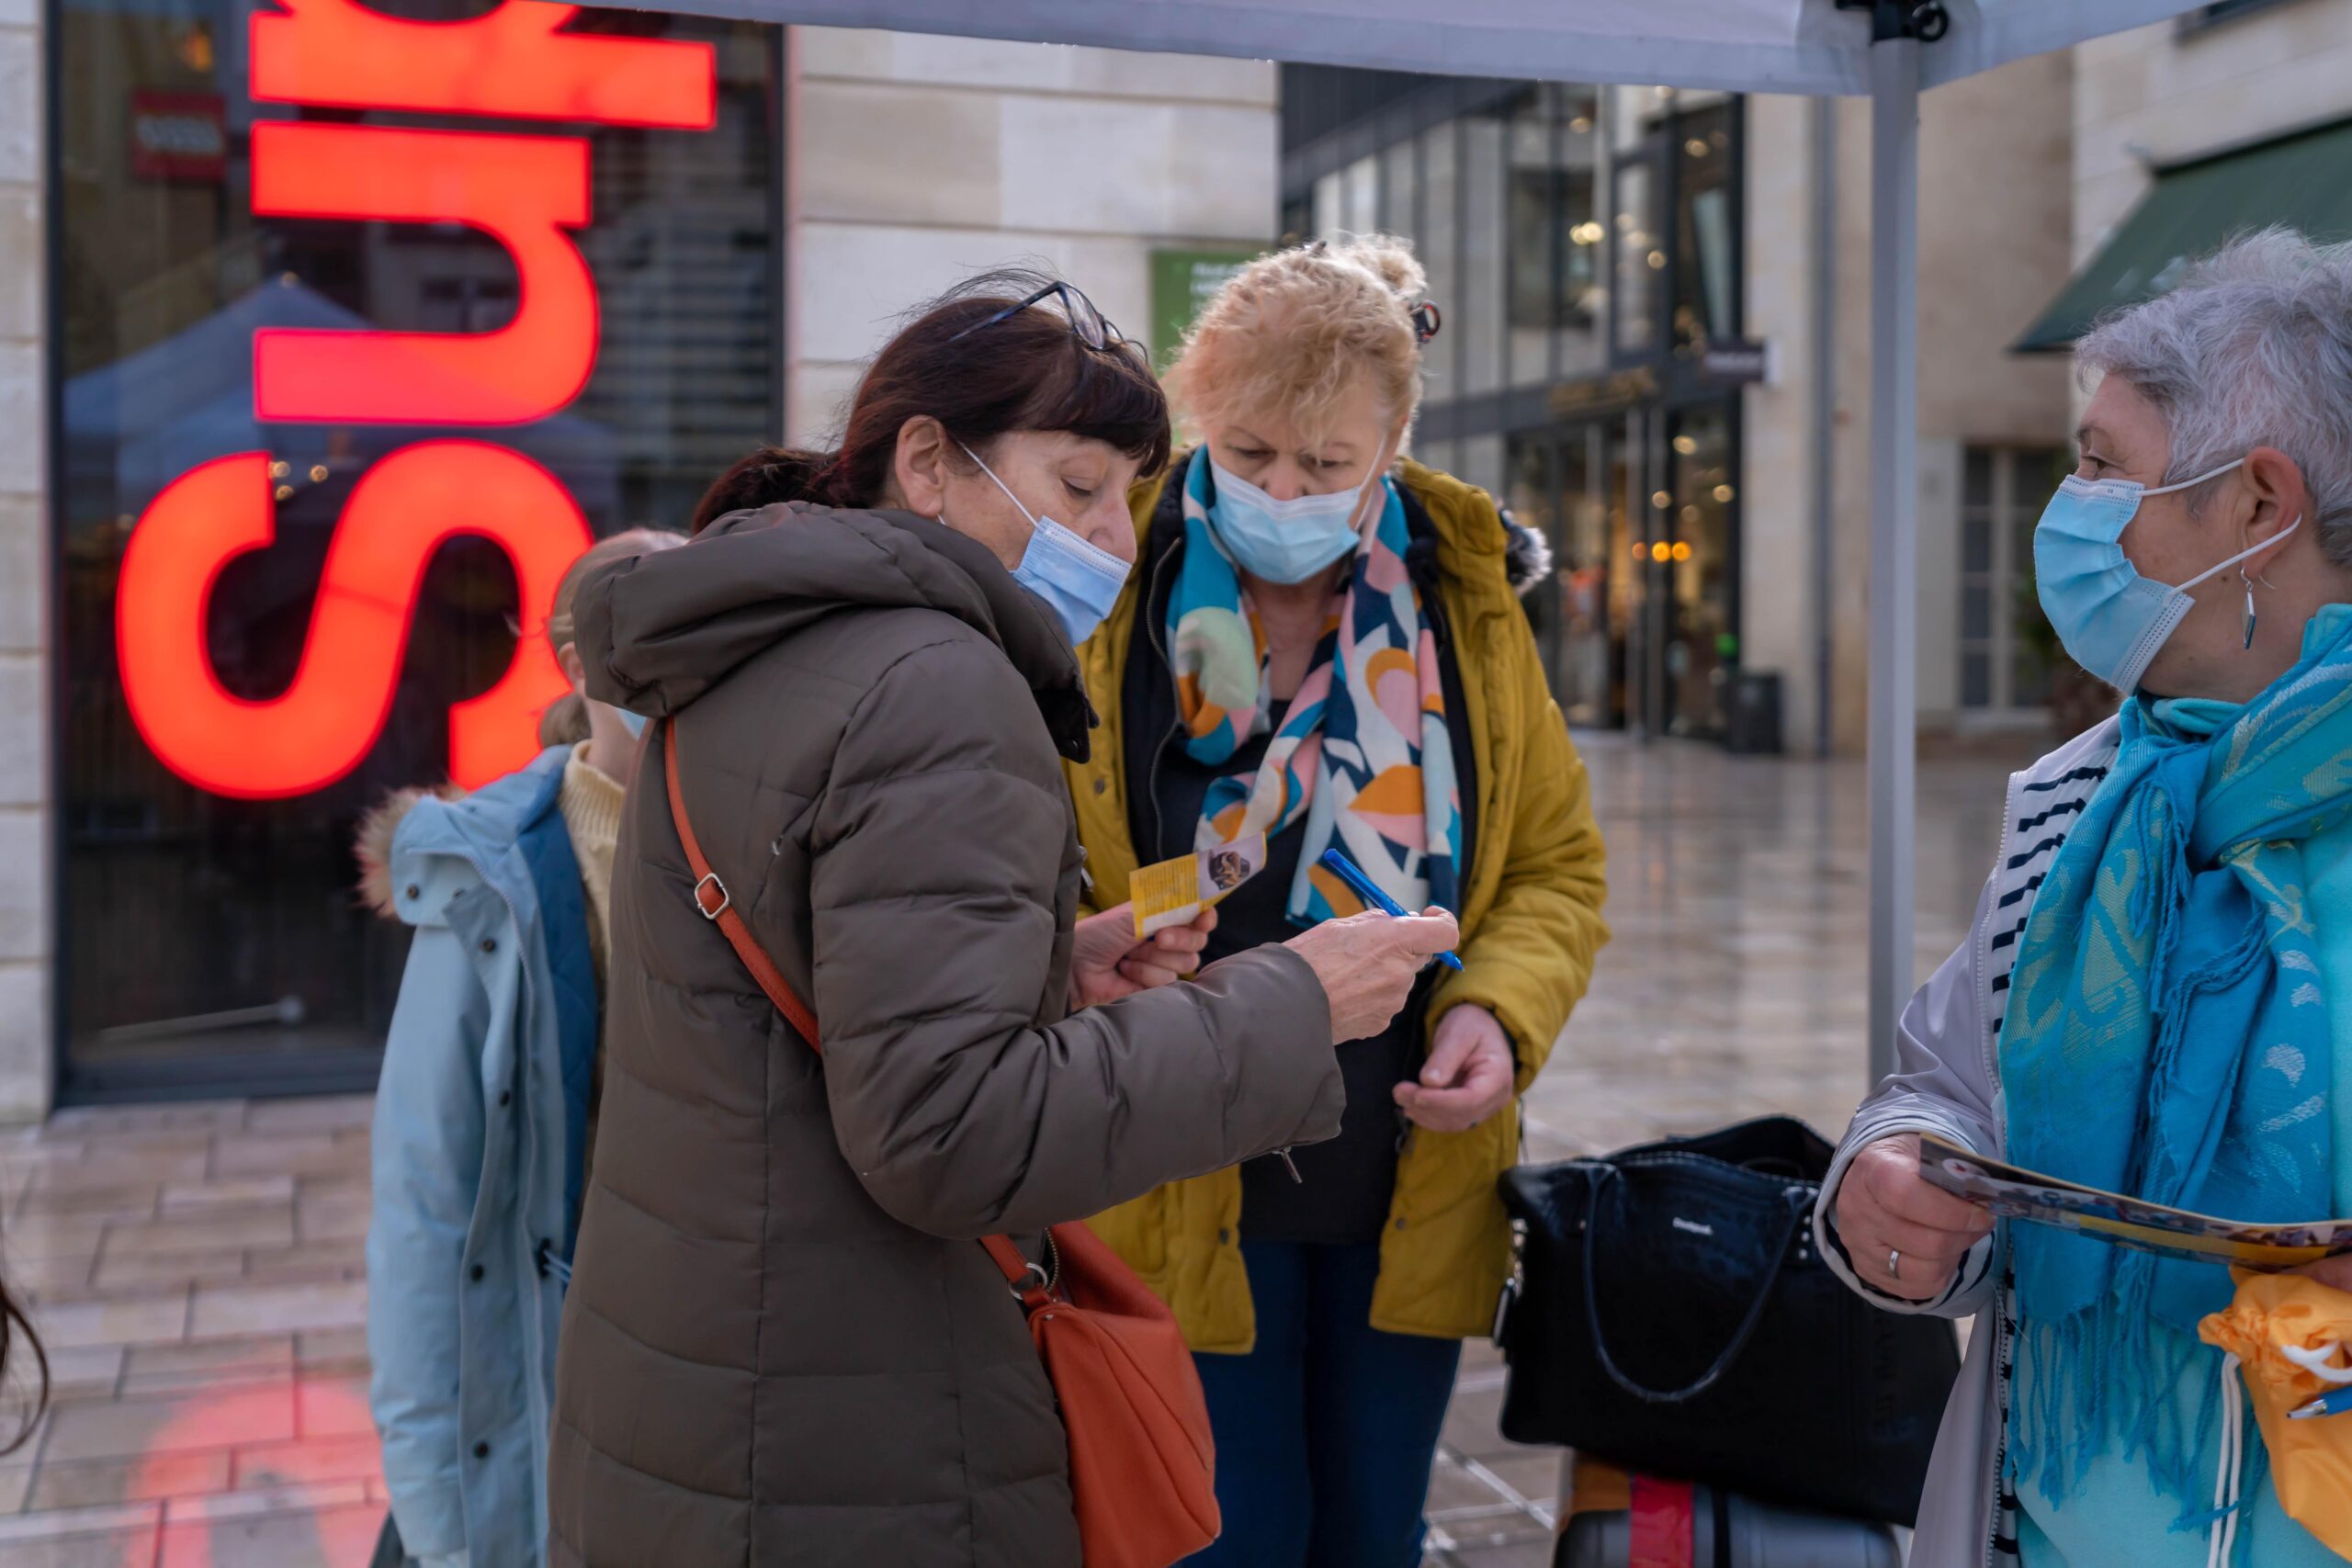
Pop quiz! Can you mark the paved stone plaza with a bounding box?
[0,731,2030,1566]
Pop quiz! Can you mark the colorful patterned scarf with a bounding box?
[1165,446,1461,924]
[2003,611,2352,1506]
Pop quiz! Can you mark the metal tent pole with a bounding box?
[1866,30,1921,1088]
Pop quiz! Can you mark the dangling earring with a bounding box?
[2243,569,2257,650]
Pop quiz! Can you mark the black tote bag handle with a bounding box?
[1580,1164,1812,1405]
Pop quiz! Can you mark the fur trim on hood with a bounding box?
[1498,506,1554,599]
[355,784,461,919]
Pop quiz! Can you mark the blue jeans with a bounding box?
[1187,1241,1463,1568]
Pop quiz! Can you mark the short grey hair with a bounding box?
[2077,228,2352,566]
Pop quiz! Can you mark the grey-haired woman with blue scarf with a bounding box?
[1820,229,2352,1568]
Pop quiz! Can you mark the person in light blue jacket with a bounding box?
[362,528,680,1568]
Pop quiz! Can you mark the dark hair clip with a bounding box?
[1410,301,1442,346]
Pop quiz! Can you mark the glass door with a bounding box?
[1664,402,1738,737]
[1510,423,1628,729]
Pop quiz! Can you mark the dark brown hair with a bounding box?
[688,269,1170,535]
[0,1277,45,1453]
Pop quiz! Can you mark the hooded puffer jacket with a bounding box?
[545,502,1343,1567]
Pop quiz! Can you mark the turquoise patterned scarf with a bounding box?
[2004,612,2352,1505]
[1164,446,1461,923]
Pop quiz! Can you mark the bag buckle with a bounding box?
[694,873,731,920]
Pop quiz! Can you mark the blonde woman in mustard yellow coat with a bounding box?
[1069,236,1611,1566]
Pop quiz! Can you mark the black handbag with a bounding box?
[1494,1116,1960,1527]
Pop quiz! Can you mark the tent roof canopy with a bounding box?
[685,0,2188,96]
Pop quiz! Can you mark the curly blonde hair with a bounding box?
[1167,234,1429,445]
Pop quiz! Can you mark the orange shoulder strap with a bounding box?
[662,717,822,1051]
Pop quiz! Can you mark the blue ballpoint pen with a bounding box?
[1316,848,1464,971]
[2290,1383,2352,1421]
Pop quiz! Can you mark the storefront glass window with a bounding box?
[54,0,777,1092]
[1344,155,1379,234]
[1313,170,1345,243]
[1380,137,1418,242]
[1460,110,1507,397]
[1673,106,1737,352]
[1555,86,1606,378]
[1612,158,1658,359]
[1420,121,1459,394]
[1668,405,1737,735]
[1507,85,1601,389]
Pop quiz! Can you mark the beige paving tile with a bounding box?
[240,1100,371,1137]
[240,1245,363,1291]
[23,1157,205,1200]
[44,1105,243,1140]
[291,1381,371,1442]
[156,1179,296,1216]
[1438,1541,1554,1568]
[154,1499,380,1568]
[289,1333,368,1380]
[186,1282,363,1343]
[119,1339,293,1398]
[0,1498,164,1544]
[16,1190,161,1224]
[1429,1452,1519,1513]
[160,1482,367,1524]
[42,1346,126,1403]
[227,1436,379,1492]
[288,1190,368,1248]
[6,1254,96,1294]
[40,1384,295,1464]
[100,1211,295,1261]
[2,1214,110,1265]
[0,1527,164,1568]
[204,1139,364,1185]
[27,1294,187,1354]
[86,1254,245,1298]
[1439,1381,1515,1464]
[24,1450,233,1512]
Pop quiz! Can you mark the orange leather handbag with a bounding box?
[662,721,1220,1568]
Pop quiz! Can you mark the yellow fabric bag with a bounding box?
[2197,1270,2352,1562]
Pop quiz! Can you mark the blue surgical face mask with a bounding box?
[1205,456,1377,585]
[2033,456,2301,693]
[615,706,649,739]
[956,444,1132,647]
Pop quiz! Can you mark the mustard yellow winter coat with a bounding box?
[1070,457,1611,1349]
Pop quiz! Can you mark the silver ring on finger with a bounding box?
[1886,1247,1902,1280]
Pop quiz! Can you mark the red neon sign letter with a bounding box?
[119,443,594,799]
[252,122,595,426]
[251,0,715,129]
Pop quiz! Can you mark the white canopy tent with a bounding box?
[651,0,2196,1081]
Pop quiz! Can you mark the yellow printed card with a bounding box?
[1132,835,1268,938]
